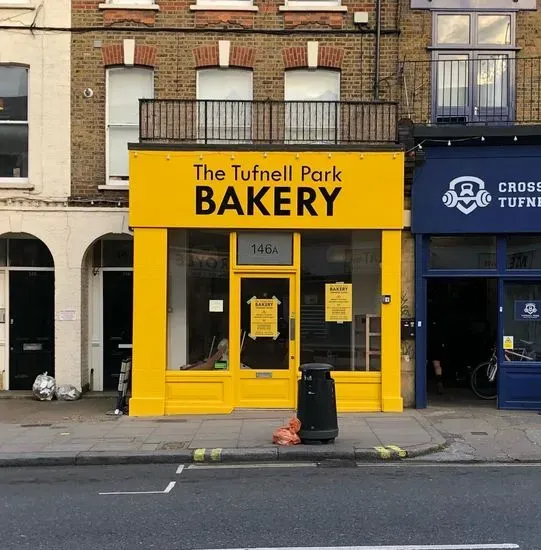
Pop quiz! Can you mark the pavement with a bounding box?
[0,392,539,467]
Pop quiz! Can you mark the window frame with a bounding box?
[0,64,29,185]
[193,0,254,7]
[433,11,515,50]
[105,66,154,186]
[195,67,254,144]
[280,0,345,9]
[284,68,341,144]
[431,11,515,124]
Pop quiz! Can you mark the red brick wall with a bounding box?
[71,0,400,199]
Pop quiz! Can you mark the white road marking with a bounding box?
[356,462,541,468]
[99,481,176,496]
[176,464,185,475]
[187,462,317,470]
[198,545,519,550]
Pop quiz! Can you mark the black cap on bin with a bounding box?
[300,363,334,372]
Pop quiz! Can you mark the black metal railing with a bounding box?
[400,57,541,126]
[139,99,398,144]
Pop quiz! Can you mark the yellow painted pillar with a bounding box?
[381,230,403,412]
[129,228,168,416]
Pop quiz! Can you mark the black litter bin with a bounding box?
[297,363,339,444]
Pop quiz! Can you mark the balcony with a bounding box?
[139,99,398,145]
[400,57,541,129]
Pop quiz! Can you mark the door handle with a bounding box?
[289,318,295,341]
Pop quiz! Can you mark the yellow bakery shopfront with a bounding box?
[128,146,404,416]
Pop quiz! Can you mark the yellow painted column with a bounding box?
[381,230,403,412]
[129,228,168,416]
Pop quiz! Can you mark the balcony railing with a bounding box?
[139,99,398,144]
[400,57,541,126]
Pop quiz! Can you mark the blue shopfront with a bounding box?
[413,145,541,410]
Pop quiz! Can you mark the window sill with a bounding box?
[190,4,258,11]
[279,4,347,12]
[98,184,129,190]
[0,3,35,8]
[0,179,33,190]
[98,3,160,10]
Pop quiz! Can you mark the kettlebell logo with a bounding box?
[442,176,492,215]
[524,303,537,316]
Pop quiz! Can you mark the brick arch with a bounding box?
[102,44,157,67]
[193,45,219,68]
[282,45,344,70]
[134,45,156,67]
[193,44,255,69]
[102,44,123,66]
[229,46,255,69]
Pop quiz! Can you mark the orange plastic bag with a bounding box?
[272,417,302,446]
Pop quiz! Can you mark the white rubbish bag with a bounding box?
[55,384,82,401]
[32,372,56,401]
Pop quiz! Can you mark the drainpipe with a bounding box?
[374,0,382,100]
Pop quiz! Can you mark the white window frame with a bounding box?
[101,0,156,7]
[191,0,257,10]
[284,69,341,144]
[105,67,154,187]
[279,0,346,12]
[196,68,253,144]
[0,65,29,186]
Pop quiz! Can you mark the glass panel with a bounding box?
[437,55,469,111]
[300,230,381,372]
[8,237,53,267]
[437,15,470,44]
[237,232,293,266]
[477,55,508,109]
[0,66,28,121]
[108,125,138,181]
[197,69,253,143]
[0,123,28,178]
[506,236,541,269]
[108,68,153,125]
[0,239,7,266]
[285,70,340,143]
[102,239,133,267]
[429,236,497,270]
[167,230,230,371]
[240,278,290,370]
[478,15,511,45]
[503,282,541,362]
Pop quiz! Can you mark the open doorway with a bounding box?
[426,278,498,403]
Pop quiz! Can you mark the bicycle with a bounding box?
[470,340,535,400]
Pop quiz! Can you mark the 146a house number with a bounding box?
[251,243,279,255]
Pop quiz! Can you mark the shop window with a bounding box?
[284,69,340,143]
[300,230,381,372]
[506,235,541,270]
[0,66,28,181]
[429,235,497,270]
[503,282,541,362]
[106,67,154,184]
[167,229,230,371]
[196,68,253,143]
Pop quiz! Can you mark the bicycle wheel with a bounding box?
[470,361,497,400]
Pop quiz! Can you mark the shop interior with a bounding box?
[426,277,498,403]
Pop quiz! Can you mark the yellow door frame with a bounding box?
[229,232,301,409]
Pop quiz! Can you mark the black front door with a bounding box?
[103,271,133,390]
[9,271,54,390]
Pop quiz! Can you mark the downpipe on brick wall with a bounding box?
[374,0,382,100]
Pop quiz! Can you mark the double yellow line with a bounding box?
[193,448,223,462]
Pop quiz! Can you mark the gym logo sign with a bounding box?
[515,300,541,321]
[524,302,538,316]
[442,176,492,215]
